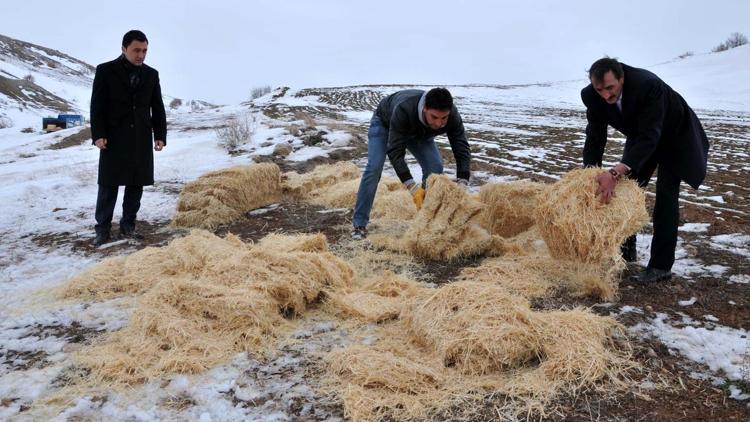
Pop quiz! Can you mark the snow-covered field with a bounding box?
[1,43,749,419]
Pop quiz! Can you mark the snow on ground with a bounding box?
[632,313,750,382]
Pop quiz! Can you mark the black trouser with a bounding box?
[636,164,681,271]
[94,185,143,234]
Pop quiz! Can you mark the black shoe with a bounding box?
[621,235,637,263]
[119,228,144,240]
[93,232,111,246]
[631,267,672,284]
[351,226,368,240]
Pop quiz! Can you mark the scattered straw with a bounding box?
[326,271,426,322]
[62,229,353,386]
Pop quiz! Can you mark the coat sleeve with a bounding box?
[90,64,108,143]
[151,70,167,144]
[582,89,608,167]
[621,80,666,174]
[446,109,471,180]
[386,110,414,183]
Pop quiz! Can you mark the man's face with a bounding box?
[591,70,624,104]
[423,108,450,130]
[122,40,148,66]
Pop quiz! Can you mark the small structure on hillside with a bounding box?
[42,113,84,132]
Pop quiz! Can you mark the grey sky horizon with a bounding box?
[3,0,748,104]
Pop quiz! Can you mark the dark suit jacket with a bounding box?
[581,64,709,189]
[90,55,167,186]
[376,89,471,183]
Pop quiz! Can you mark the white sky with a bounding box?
[2,0,749,104]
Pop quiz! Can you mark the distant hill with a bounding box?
[0,34,95,126]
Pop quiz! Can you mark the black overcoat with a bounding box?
[581,64,709,189]
[90,55,167,186]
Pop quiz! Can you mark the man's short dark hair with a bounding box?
[122,30,148,48]
[588,57,623,82]
[424,87,453,111]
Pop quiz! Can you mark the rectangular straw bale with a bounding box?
[371,189,417,222]
[478,180,547,237]
[531,308,635,394]
[402,281,541,375]
[172,163,282,229]
[535,168,648,264]
[400,175,491,260]
[282,162,360,199]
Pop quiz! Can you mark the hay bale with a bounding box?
[403,281,540,375]
[305,175,403,210]
[282,162,360,199]
[536,168,648,263]
[478,180,547,237]
[308,178,361,208]
[172,163,282,229]
[531,308,635,393]
[392,175,491,260]
[371,188,417,222]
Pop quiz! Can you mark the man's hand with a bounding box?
[154,140,165,151]
[94,138,108,150]
[594,170,617,204]
[405,180,425,210]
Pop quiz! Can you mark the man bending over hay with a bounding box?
[581,57,709,283]
[351,88,472,239]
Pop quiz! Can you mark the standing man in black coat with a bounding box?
[581,57,709,283]
[91,30,167,246]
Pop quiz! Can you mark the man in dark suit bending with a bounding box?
[581,57,709,283]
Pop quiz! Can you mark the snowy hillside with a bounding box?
[650,44,750,111]
[0,39,749,420]
[0,34,94,127]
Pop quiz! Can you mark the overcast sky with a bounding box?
[3,0,749,103]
